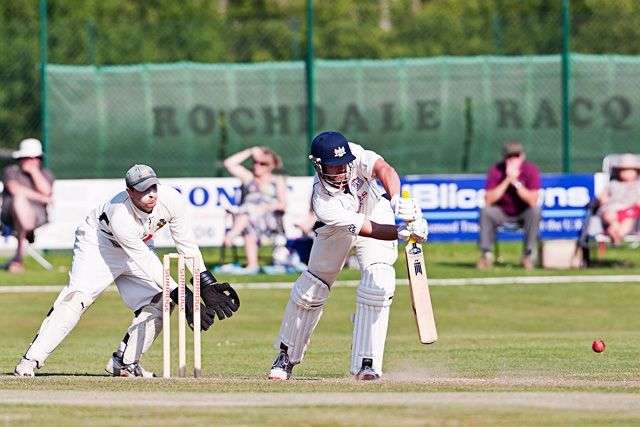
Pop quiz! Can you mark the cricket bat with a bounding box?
[402,190,437,344]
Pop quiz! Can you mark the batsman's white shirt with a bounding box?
[313,143,386,233]
[309,143,398,285]
[59,184,205,311]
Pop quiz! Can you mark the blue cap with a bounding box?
[310,132,355,166]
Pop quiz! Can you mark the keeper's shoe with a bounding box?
[268,350,293,380]
[355,359,380,381]
[14,357,38,377]
[105,351,156,378]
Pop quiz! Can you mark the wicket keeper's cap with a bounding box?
[310,131,356,166]
[502,141,524,157]
[12,138,44,159]
[125,164,160,191]
[613,153,640,171]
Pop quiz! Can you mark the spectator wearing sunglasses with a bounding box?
[221,146,287,274]
[476,141,541,270]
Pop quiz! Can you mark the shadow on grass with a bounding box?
[438,261,531,270]
[585,260,635,269]
[7,372,109,377]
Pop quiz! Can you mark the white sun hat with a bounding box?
[12,138,44,159]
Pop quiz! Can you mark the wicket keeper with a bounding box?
[15,164,239,377]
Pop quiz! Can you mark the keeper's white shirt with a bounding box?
[61,184,205,310]
[86,184,205,286]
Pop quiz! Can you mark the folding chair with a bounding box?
[0,222,54,271]
[493,221,525,264]
[578,154,640,266]
[0,182,54,271]
[217,194,287,269]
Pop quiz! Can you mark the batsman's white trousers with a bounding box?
[275,199,398,372]
[310,200,398,286]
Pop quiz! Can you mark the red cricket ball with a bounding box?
[592,340,605,353]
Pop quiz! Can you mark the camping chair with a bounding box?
[493,221,525,264]
[0,219,54,271]
[218,195,286,268]
[578,154,640,266]
[0,181,54,271]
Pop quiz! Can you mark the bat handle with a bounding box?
[401,189,417,244]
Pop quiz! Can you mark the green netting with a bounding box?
[47,55,640,179]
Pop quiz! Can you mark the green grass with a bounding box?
[7,240,640,287]
[2,241,640,426]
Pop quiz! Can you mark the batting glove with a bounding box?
[391,195,423,221]
[397,218,429,243]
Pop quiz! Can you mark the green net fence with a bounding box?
[47,54,640,179]
[3,11,640,178]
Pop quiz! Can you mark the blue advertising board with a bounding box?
[401,174,595,242]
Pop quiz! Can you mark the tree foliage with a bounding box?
[1,0,640,153]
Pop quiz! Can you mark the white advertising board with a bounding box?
[0,176,314,251]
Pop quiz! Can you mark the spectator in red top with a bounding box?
[476,141,541,270]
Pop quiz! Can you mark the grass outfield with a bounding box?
[2,241,640,426]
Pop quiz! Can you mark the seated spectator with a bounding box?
[1,139,54,273]
[222,146,287,274]
[476,141,541,270]
[596,153,640,246]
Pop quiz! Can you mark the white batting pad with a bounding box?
[275,270,330,364]
[25,291,94,367]
[350,263,396,376]
[122,293,165,364]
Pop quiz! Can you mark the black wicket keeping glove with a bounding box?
[170,285,216,331]
[198,270,240,320]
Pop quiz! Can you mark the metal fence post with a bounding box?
[40,0,48,167]
[562,0,571,173]
[306,0,315,176]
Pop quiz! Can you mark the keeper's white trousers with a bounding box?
[24,224,163,366]
[60,223,162,311]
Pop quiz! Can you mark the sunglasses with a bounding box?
[504,153,521,159]
[253,160,271,167]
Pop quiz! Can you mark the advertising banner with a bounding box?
[0,177,314,251]
[0,174,594,251]
[402,174,594,242]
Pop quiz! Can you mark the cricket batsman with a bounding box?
[268,131,428,381]
[15,164,240,377]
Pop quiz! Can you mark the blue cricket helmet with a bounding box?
[310,131,356,166]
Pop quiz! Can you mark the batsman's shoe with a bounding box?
[105,352,156,378]
[355,359,380,381]
[14,357,38,377]
[268,350,293,380]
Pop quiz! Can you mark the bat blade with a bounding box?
[405,241,437,344]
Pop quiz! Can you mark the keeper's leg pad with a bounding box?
[350,263,396,376]
[274,270,330,364]
[25,291,94,367]
[122,292,164,365]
